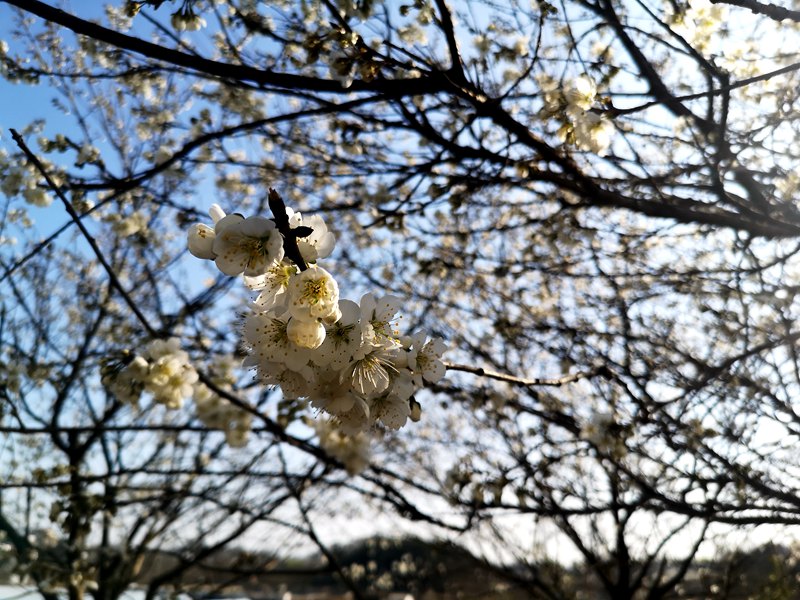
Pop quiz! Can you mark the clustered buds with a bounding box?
[188,197,446,449]
[169,5,206,31]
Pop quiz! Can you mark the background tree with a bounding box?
[4,0,800,598]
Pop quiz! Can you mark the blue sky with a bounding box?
[0,3,95,240]
[0,1,106,140]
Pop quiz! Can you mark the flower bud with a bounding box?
[409,398,422,422]
[209,203,226,223]
[187,223,216,259]
[287,318,326,349]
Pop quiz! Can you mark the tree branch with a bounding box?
[710,0,800,21]
[1,0,446,96]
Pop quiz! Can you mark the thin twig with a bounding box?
[9,129,349,470]
[10,128,158,337]
[444,361,609,387]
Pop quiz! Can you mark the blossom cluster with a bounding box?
[537,73,614,156]
[103,338,197,408]
[103,339,253,447]
[669,0,726,54]
[187,201,446,440]
[0,150,53,207]
[315,418,370,476]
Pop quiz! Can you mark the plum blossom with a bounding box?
[287,265,340,323]
[359,293,402,347]
[296,214,336,262]
[191,356,252,447]
[255,361,313,399]
[564,75,597,114]
[243,311,310,371]
[142,338,199,409]
[371,393,411,430]
[102,355,148,405]
[171,9,206,31]
[345,345,397,397]
[282,208,336,262]
[248,261,297,312]
[309,367,365,415]
[329,52,355,88]
[336,394,371,435]
[105,339,199,410]
[212,215,284,277]
[573,113,614,156]
[187,204,229,260]
[537,73,563,115]
[537,72,614,156]
[406,332,447,385]
[314,300,362,369]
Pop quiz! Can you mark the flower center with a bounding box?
[269,318,289,345]
[273,264,294,286]
[302,279,328,304]
[243,236,270,267]
[417,353,430,369]
[371,318,399,339]
[332,323,355,349]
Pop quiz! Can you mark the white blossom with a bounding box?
[407,332,447,385]
[142,339,198,409]
[247,262,297,311]
[76,144,100,166]
[193,379,252,448]
[314,299,362,369]
[316,419,370,475]
[296,214,336,262]
[309,367,364,415]
[564,75,597,112]
[185,202,446,440]
[359,293,402,347]
[187,205,227,260]
[106,339,199,409]
[171,10,206,31]
[209,203,226,223]
[287,265,340,322]
[213,215,284,277]
[536,73,561,114]
[329,52,355,88]
[243,311,310,371]
[573,113,614,156]
[345,345,397,397]
[254,361,313,399]
[371,393,411,430]
[22,186,51,207]
[112,212,147,238]
[336,394,371,434]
